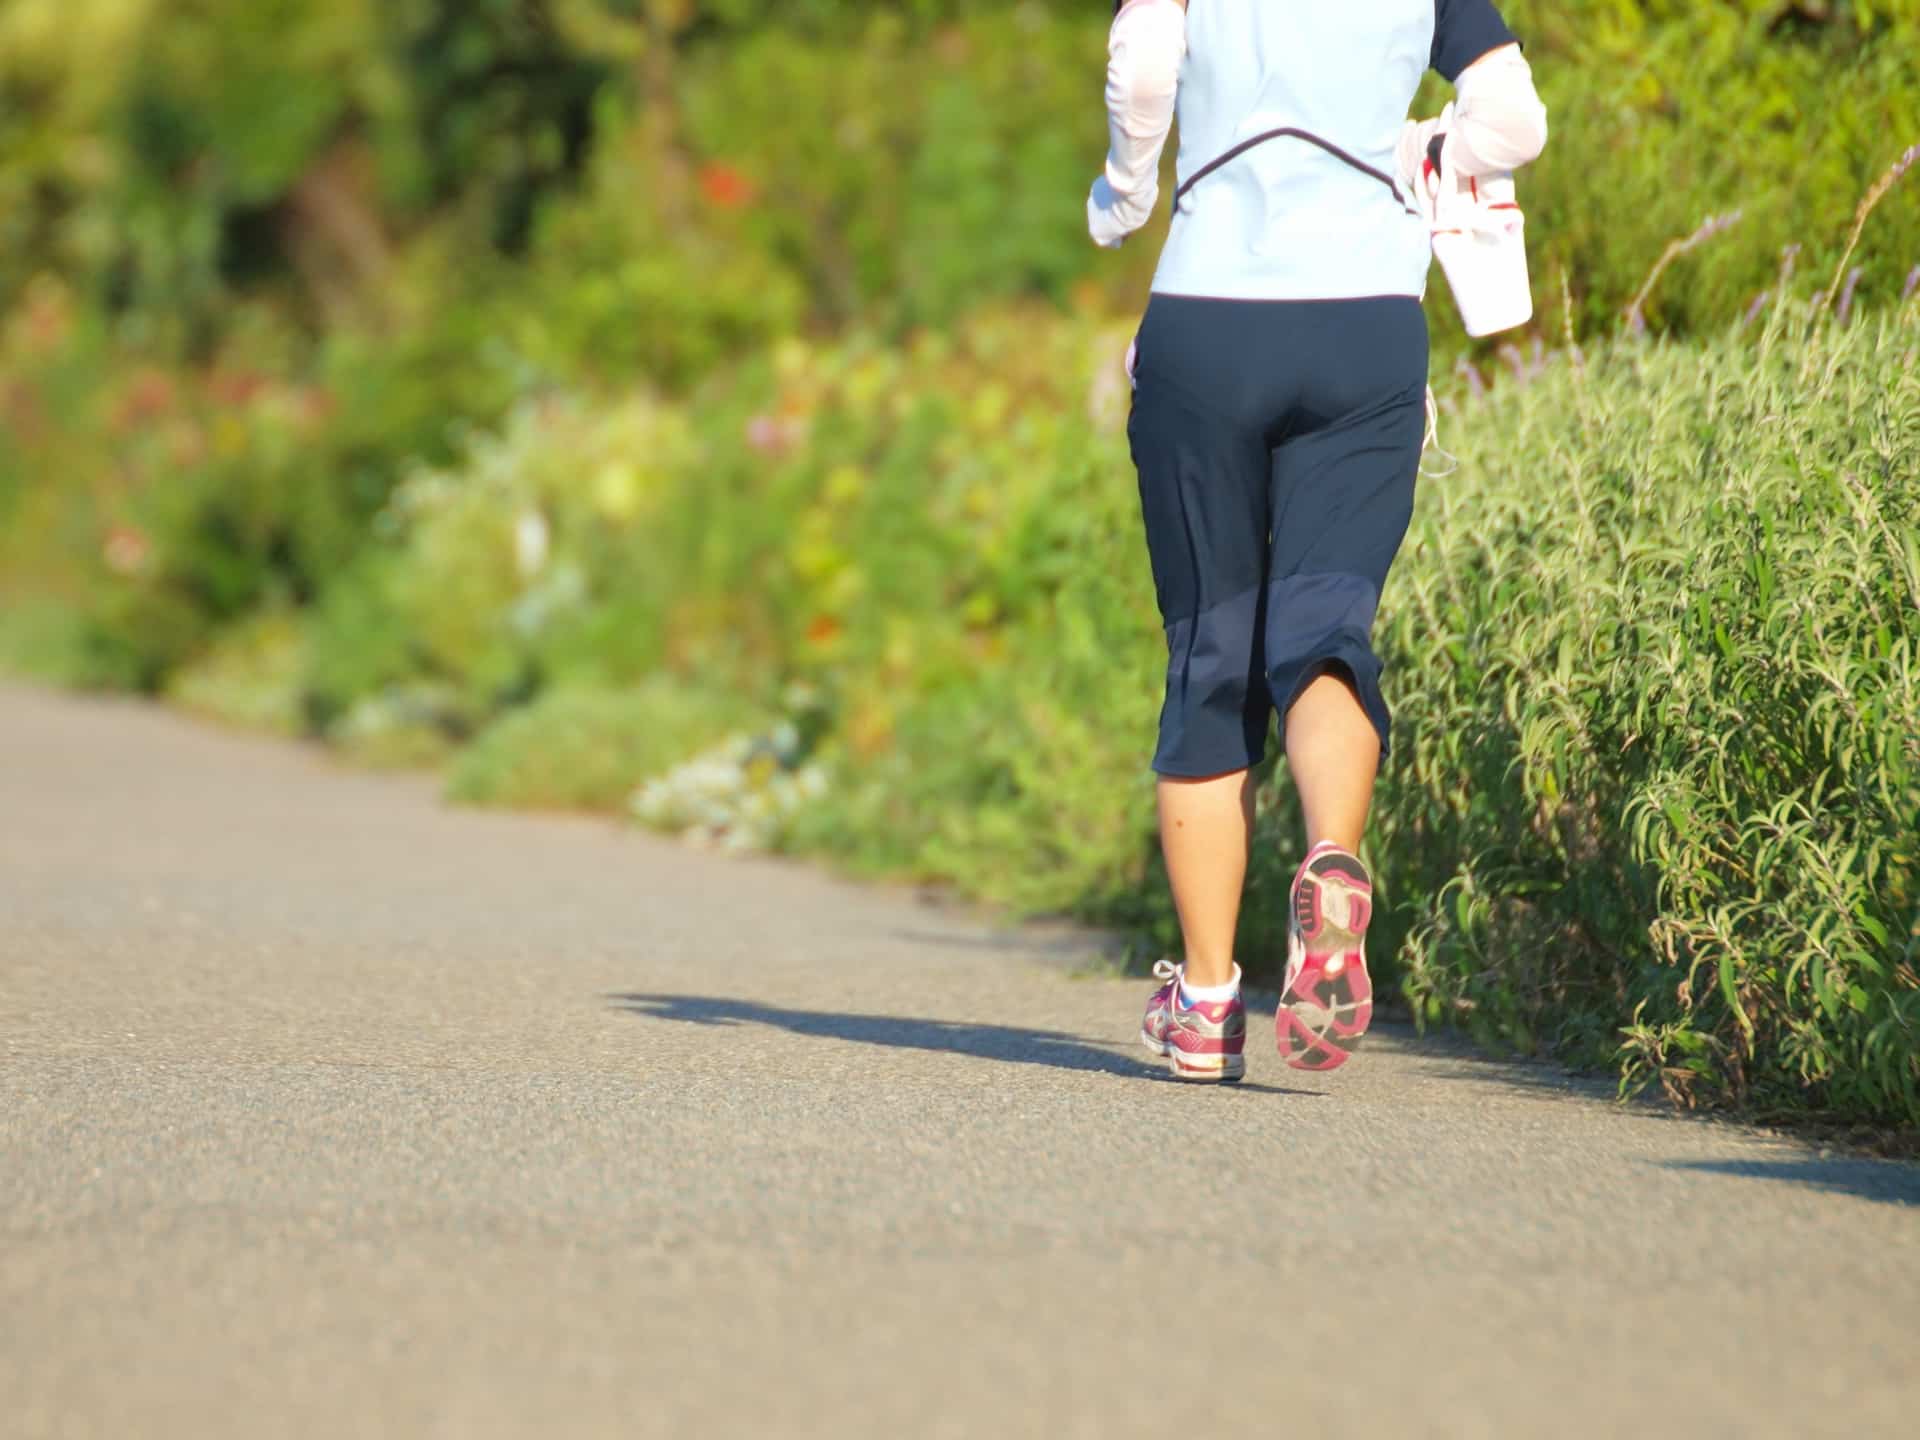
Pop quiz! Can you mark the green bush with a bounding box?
[449,679,762,812]
[298,554,420,733]
[164,609,306,733]
[0,597,99,686]
[673,8,1108,332]
[298,391,701,724]
[1369,302,1919,1124]
[502,129,809,388]
[1485,1,1920,346]
[0,266,517,694]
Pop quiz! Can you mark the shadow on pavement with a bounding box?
[889,925,1122,963]
[1658,1157,1920,1207]
[1386,1051,1620,1101]
[607,993,1321,1095]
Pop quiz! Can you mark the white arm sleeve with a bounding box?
[1449,44,1547,177]
[1088,0,1186,249]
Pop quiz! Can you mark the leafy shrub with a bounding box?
[1481,1,1920,347]
[0,267,517,694]
[449,678,762,812]
[674,8,1107,332]
[164,609,306,733]
[297,390,701,730]
[298,554,420,733]
[0,598,100,687]
[329,683,466,769]
[52,359,426,691]
[1368,301,1919,1124]
[632,725,830,853]
[520,227,807,391]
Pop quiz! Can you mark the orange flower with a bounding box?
[805,614,844,647]
[699,162,756,210]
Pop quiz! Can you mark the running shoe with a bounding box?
[1275,843,1376,1071]
[1140,959,1247,1083]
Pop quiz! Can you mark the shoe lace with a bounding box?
[1152,958,1180,983]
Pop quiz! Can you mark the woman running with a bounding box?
[1091,0,1547,1080]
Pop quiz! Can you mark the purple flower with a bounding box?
[1836,267,1865,326]
[745,413,806,457]
[1454,354,1486,400]
[1742,291,1772,328]
[1699,209,1744,242]
[1903,265,1920,304]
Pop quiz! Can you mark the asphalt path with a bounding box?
[3,681,1916,1438]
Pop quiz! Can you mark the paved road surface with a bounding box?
[3,682,1916,1438]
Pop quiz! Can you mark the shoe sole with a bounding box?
[1142,1026,1245,1083]
[1171,1051,1246,1083]
[1277,851,1375,1073]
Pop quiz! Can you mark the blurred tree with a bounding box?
[0,0,159,306]
[3,1,1915,359]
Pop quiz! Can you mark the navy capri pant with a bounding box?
[1126,294,1427,777]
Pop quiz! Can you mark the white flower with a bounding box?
[630,728,834,852]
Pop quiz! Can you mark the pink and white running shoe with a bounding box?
[1140,960,1247,1083]
[1276,843,1376,1071]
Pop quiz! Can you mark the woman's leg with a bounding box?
[1157,671,1375,986]
[1157,769,1256,989]
[1257,298,1424,1070]
[1263,298,1427,860]
[1284,669,1379,852]
[1127,296,1274,998]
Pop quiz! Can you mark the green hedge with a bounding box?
[1373,305,1919,1122]
[448,679,764,812]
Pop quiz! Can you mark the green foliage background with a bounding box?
[6,2,1918,353]
[2,0,1916,1127]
